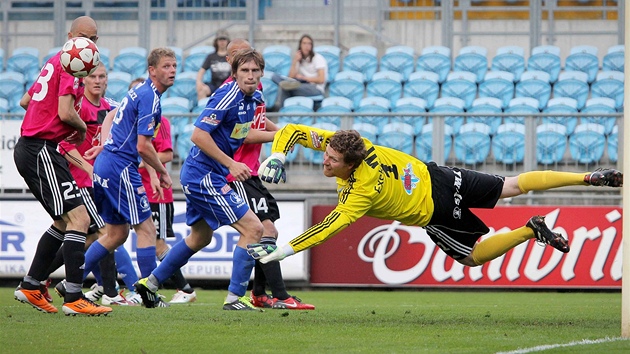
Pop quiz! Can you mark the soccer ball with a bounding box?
[60,37,100,78]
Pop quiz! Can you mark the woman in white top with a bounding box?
[272,34,328,108]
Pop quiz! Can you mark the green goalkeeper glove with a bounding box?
[258,152,287,184]
[247,243,294,263]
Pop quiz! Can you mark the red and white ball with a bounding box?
[60,37,100,78]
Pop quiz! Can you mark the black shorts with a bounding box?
[79,187,105,234]
[151,202,174,239]
[424,162,505,260]
[13,137,84,220]
[229,176,280,223]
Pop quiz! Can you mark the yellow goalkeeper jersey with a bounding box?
[270,124,434,253]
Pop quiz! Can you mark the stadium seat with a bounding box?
[590,70,624,111]
[478,70,515,109]
[278,98,314,125]
[366,70,403,107]
[262,45,292,76]
[376,122,414,155]
[527,45,561,83]
[168,46,184,73]
[98,47,111,70]
[379,45,415,82]
[453,45,488,83]
[454,122,492,165]
[175,123,194,162]
[106,71,132,102]
[0,71,26,111]
[0,48,4,71]
[415,123,453,162]
[392,97,427,134]
[552,71,589,110]
[416,46,451,83]
[0,98,9,113]
[569,122,606,165]
[283,96,315,110]
[543,97,579,135]
[403,70,439,109]
[162,96,192,138]
[492,123,526,164]
[602,44,624,73]
[515,70,551,110]
[168,71,197,105]
[328,70,365,110]
[183,45,215,73]
[343,45,379,82]
[491,45,525,82]
[42,46,61,65]
[192,97,210,114]
[565,45,599,84]
[440,71,477,110]
[302,122,341,164]
[260,75,278,110]
[536,123,568,165]
[431,97,466,134]
[316,96,353,126]
[314,44,341,82]
[355,96,390,127]
[6,47,40,85]
[581,97,617,136]
[352,122,379,142]
[608,125,618,163]
[113,46,148,78]
[504,97,539,125]
[468,97,503,135]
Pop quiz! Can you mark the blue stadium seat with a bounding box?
[415,123,453,162]
[352,122,379,142]
[283,96,315,109]
[515,70,551,110]
[328,70,365,110]
[403,70,439,109]
[376,122,414,155]
[106,71,132,102]
[260,75,278,110]
[316,96,353,126]
[302,122,341,164]
[569,122,606,165]
[379,45,415,82]
[355,96,390,127]
[453,45,488,83]
[278,98,314,125]
[602,45,624,73]
[492,123,526,164]
[262,45,292,76]
[478,70,514,109]
[98,47,111,70]
[552,71,589,110]
[0,98,9,113]
[543,97,579,135]
[343,45,379,82]
[454,122,492,165]
[608,125,618,163]
[113,46,148,78]
[42,47,61,65]
[0,48,4,71]
[527,45,561,83]
[192,97,210,114]
[565,45,599,84]
[366,70,403,107]
[7,47,40,87]
[491,46,525,82]
[440,71,477,110]
[168,71,197,105]
[168,46,184,73]
[468,97,503,135]
[416,46,451,83]
[184,45,215,73]
[162,96,192,138]
[175,124,194,162]
[504,97,539,125]
[314,45,341,83]
[392,96,427,134]
[581,97,617,136]
[431,97,466,134]
[0,71,26,112]
[536,123,568,165]
[591,70,624,111]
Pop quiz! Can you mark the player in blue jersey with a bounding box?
[135,48,267,310]
[81,48,177,308]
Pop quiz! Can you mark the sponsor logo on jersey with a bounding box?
[310,130,323,149]
[401,163,419,195]
[230,122,251,139]
[201,113,221,125]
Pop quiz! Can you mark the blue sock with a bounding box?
[228,246,255,297]
[114,246,138,291]
[152,240,195,284]
[136,246,157,278]
[82,241,109,280]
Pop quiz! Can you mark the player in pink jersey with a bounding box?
[12,15,112,316]
[225,39,314,310]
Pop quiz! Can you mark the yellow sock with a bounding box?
[471,226,533,265]
[517,170,587,193]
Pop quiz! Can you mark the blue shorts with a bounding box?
[180,158,249,230]
[93,150,151,225]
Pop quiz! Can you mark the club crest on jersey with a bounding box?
[401,162,419,195]
[201,113,220,126]
[310,130,324,149]
[229,191,245,206]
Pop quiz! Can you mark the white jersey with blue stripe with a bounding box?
[188,81,263,176]
[103,78,162,164]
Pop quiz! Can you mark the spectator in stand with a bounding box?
[272,34,327,108]
[196,31,231,101]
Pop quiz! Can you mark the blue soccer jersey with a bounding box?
[187,81,263,175]
[103,78,162,164]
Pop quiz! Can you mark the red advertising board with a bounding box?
[309,206,622,288]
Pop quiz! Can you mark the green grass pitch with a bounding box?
[1,287,628,353]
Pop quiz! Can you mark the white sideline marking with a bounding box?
[496,337,628,354]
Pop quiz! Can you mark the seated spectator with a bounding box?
[272,34,327,108]
[196,31,231,101]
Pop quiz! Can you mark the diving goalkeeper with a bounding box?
[248,123,622,267]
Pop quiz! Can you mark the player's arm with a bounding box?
[243,128,276,144]
[19,92,31,110]
[84,108,116,160]
[191,127,251,181]
[59,94,87,133]
[61,146,93,177]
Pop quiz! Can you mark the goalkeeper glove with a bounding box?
[258,152,287,184]
[247,243,294,263]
